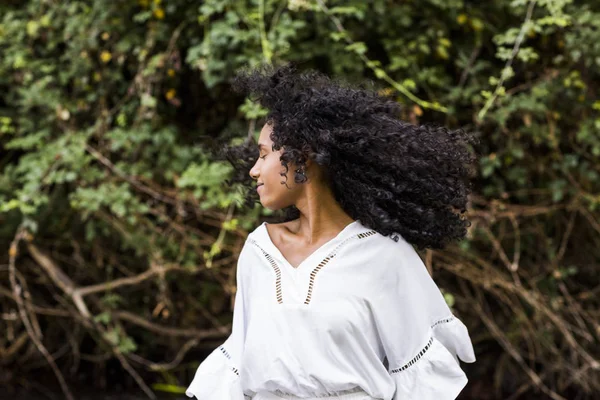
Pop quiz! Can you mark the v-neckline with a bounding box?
[260,220,359,271]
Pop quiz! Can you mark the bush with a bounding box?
[1,1,598,399]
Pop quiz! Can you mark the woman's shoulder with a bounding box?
[356,229,426,285]
[357,225,414,258]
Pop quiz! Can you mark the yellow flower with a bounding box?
[100,51,112,63]
[439,38,451,48]
[470,18,483,32]
[167,68,176,77]
[457,14,468,25]
[153,8,165,19]
[413,105,423,116]
[101,32,110,40]
[165,89,176,100]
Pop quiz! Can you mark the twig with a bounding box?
[469,286,567,400]
[479,225,522,285]
[315,0,447,112]
[557,210,576,261]
[445,251,600,372]
[0,331,29,364]
[112,310,230,338]
[9,228,75,400]
[26,243,91,319]
[578,205,600,235]
[478,0,537,121]
[458,44,482,88]
[0,285,71,317]
[25,242,157,399]
[85,144,175,205]
[126,338,199,371]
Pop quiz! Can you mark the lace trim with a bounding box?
[249,230,377,305]
[431,316,455,328]
[247,239,283,304]
[218,345,240,376]
[218,345,231,359]
[389,316,456,374]
[304,230,377,304]
[390,337,434,374]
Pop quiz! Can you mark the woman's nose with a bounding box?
[249,164,259,180]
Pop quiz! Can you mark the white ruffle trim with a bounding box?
[185,346,245,399]
[433,316,476,364]
[390,316,476,400]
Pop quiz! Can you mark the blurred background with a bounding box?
[1,0,599,399]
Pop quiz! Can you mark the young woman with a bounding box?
[186,65,478,400]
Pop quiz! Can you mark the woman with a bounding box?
[186,65,478,400]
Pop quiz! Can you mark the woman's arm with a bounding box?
[185,240,250,400]
[372,237,476,400]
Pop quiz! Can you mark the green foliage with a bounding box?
[1,0,599,397]
[103,326,138,354]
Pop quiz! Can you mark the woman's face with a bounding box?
[248,123,305,210]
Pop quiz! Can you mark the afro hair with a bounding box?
[218,64,478,250]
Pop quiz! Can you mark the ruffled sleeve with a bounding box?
[186,242,250,400]
[373,236,476,400]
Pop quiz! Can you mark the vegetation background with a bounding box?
[1,0,599,399]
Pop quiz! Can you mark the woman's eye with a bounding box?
[259,155,267,159]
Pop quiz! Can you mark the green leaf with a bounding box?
[94,312,112,324]
[141,93,157,108]
[345,42,367,55]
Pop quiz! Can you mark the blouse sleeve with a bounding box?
[373,236,476,400]
[186,242,250,400]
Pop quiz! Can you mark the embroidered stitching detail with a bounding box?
[248,238,283,304]
[431,316,455,328]
[218,346,240,376]
[218,345,231,359]
[389,316,456,374]
[390,337,434,374]
[303,230,377,305]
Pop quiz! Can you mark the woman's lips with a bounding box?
[257,185,264,192]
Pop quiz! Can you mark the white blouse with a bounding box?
[186,220,476,400]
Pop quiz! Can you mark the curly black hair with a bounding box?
[216,64,478,250]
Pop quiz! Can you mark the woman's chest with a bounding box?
[245,286,376,360]
[244,252,382,339]
[246,248,379,306]
[239,245,389,374]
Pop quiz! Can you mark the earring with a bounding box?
[295,167,307,183]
